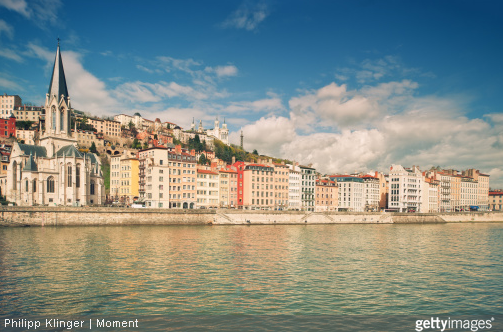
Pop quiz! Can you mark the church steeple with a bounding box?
[42,39,73,139]
[48,40,70,106]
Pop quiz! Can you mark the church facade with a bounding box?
[1,43,104,206]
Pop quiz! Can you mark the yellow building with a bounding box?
[109,154,139,205]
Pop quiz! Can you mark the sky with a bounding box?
[1,0,503,187]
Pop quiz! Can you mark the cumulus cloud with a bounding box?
[239,79,503,187]
[205,65,238,78]
[221,2,269,31]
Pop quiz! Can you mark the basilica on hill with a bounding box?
[0,42,105,206]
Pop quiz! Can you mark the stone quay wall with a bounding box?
[0,207,502,227]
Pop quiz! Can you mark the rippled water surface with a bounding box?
[1,223,502,317]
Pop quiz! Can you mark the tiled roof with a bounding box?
[197,169,219,175]
[56,145,83,158]
[18,143,47,158]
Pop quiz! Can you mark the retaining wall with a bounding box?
[0,207,502,227]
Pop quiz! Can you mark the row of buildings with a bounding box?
[110,146,496,212]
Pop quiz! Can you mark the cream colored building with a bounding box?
[17,129,37,145]
[87,117,121,137]
[273,163,289,210]
[120,157,139,204]
[13,105,43,122]
[196,169,219,208]
[288,167,301,210]
[0,94,22,118]
[218,168,237,208]
[138,147,170,208]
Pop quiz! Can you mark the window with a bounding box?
[90,180,95,195]
[33,180,37,193]
[76,165,80,188]
[47,177,55,193]
[67,166,72,187]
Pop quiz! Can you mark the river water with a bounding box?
[1,223,502,330]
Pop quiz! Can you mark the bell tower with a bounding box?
[39,40,77,156]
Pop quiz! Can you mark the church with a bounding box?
[1,42,105,206]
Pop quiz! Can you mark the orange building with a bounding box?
[315,179,338,211]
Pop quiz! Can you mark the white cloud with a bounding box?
[0,0,63,28]
[0,0,30,18]
[205,65,238,78]
[224,97,284,114]
[0,19,14,39]
[237,116,296,156]
[0,76,22,90]
[221,3,269,31]
[238,79,503,187]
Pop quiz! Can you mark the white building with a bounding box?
[0,94,22,118]
[288,166,301,210]
[196,169,219,208]
[138,148,170,208]
[388,165,424,213]
[205,117,229,145]
[361,175,380,212]
[299,165,316,211]
[332,175,365,212]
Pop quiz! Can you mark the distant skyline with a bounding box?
[1,0,502,186]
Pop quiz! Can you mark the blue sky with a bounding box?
[1,0,503,187]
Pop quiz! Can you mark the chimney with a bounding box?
[190,149,195,156]
[175,144,182,154]
[232,156,236,164]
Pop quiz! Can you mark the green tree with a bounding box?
[128,120,135,130]
[198,154,208,165]
[15,120,34,130]
[252,149,259,155]
[132,138,142,149]
[90,142,98,153]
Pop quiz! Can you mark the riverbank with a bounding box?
[1,206,502,226]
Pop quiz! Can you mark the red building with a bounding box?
[0,114,16,138]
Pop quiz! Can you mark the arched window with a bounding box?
[33,179,37,193]
[51,106,56,130]
[67,165,72,187]
[90,180,95,195]
[76,165,80,188]
[47,177,55,193]
[25,179,29,192]
[12,161,17,190]
[60,107,65,130]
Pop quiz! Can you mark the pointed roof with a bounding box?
[56,145,83,158]
[19,143,47,158]
[23,153,38,172]
[48,41,69,104]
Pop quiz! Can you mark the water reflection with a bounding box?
[1,223,502,316]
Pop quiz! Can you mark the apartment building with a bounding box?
[16,129,36,144]
[0,94,22,118]
[424,177,439,213]
[300,165,316,211]
[119,157,139,204]
[315,179,338,211]
[0,115,16,138]
[13,105,44,122]
[138,147,171,208]
[273,163,289,210]
[288,167,301,210]
[489,191,503,211]
[167,145,197,209]
[464,169,490,211]
[331,175,365,212]
[72,130,103,148]
[361,175,380,212]
[460,176,478,210]
[86,117,121,137]
[196,169,219,208]
[388,165,424,213]
[218,168,237,208]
